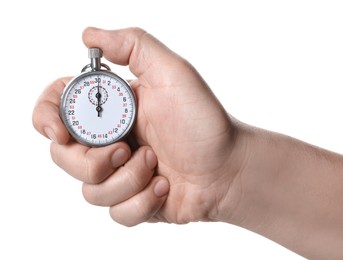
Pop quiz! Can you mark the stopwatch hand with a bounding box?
[95,87,102,117]
[96,105,102,117]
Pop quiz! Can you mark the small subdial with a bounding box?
[88,86,109,105]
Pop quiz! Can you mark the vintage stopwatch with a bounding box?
[60,48,137,147]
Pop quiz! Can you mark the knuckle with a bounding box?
[108,193,161,227]
[31,109,40,131]
[49,142,61,167]
[32,104,50,135]
[127,27,146,36]
[82,183,103,206]
[109,207,128,226]
[84,151,103,184]
[126,167,149,194]
[133,196,152,222]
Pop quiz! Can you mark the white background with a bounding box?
[1,0,342,259]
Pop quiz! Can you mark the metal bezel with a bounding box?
[60,70,137,147]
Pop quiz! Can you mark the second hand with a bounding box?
[96,80,102,117]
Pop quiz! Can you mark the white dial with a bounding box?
[60,70,136,147]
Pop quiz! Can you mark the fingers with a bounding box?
[32,77,72,144]
[82,147,155,205]
[109,176,169,227]
[50,141,131,184]
[82,27,183,82]
[82,146,170,227]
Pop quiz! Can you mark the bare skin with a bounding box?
[32,27,343,259]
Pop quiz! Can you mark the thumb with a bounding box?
[82,27,181,80]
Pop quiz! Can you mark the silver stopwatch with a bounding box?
[60,48,137,147]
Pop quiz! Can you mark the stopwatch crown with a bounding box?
[88,48,103,71]
[88,48,103,59]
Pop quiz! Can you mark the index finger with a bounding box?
[32,77,72,144]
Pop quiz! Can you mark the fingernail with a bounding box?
[112,148,129,168]
[154,179,169,198]
[44,127,57,143]
[145,149,157,170]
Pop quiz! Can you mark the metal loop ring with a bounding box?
[81,63,111,73]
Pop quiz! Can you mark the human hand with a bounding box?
[32,27,243,226]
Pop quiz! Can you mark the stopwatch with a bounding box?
[60,48,137,147]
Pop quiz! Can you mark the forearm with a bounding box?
[226,121,343,259]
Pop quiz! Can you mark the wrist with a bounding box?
[206,118,253,223]
[210,120,294,225]
[215,120,343,258]
[215,122,294,226]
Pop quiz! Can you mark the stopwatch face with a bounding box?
[60,70,136,147]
